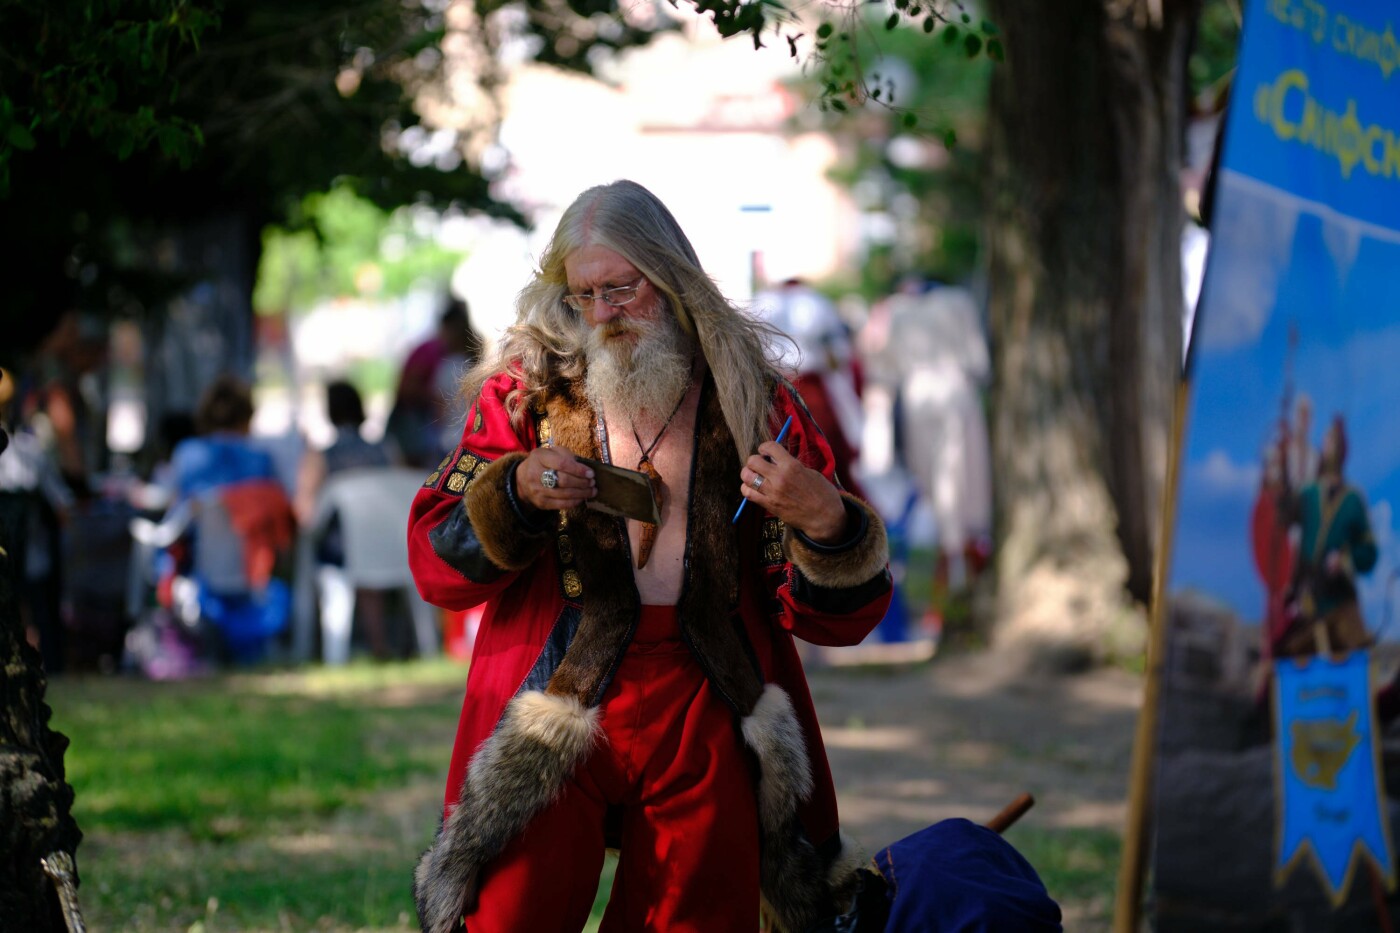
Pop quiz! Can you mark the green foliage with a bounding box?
[253,184,463,313]
[0,2,217,197]
[1191,0,1241,103]
[0,0,675,361]
[799,7,995,296]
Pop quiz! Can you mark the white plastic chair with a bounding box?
[292,466,439,665]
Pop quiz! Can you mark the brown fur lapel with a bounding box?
[676,377,763,714]
[532,375,764,714]
[539,381,640,706]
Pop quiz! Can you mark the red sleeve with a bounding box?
[406,372,549,610]
[762,382,892,647]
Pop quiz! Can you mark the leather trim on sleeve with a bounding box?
[789,564,894,616]
[427,501,509,584]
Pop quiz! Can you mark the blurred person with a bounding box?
[884,282,993,601]
[1276,415,1377,658]
[295,379,401,660]
[0,368,75,673]
[127,411,198,515]
[17,309,109,499]
[167,374,296,663]
[750,277,868,501]
[407,179,892,933]
[387,296,484,468]
[171,375,281,503]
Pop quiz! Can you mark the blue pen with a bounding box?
[732,414,794,524]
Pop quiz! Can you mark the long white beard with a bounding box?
[584,313,693,426]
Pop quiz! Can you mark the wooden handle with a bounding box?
[985,792,1035,834]
[0,367,13,407]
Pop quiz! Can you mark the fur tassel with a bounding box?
[784,494,889,589]
[826,831,867,912]
[746,686,867,933]
[413,691,600,933]
[758,826,830,933]
[741,684,813,835]
[758,829,864,933]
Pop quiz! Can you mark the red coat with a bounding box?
[407,370,892,933]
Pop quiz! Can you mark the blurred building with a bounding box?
[452,23,862,347]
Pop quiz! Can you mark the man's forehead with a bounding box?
[564,245,640,286]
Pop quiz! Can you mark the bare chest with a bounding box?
[600,395,700,604]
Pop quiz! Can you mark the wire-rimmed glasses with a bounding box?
[562,277,645,313]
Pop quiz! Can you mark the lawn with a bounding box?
[48,659,621,932]
[44,579,1125,930]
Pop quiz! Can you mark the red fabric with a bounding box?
[789,372,868,503]
[1250,487,1297,662]
[407,372,887,879]
[219,480,295,588]
[465,606,760,932]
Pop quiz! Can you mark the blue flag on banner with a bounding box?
[1274,652,1394,903]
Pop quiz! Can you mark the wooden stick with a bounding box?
[1114,380,1189,933]
[1313,619,1332,659]
[985,792,1035,834]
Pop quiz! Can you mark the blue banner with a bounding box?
[1274,652,1393,903]
[1225,0,1400,232]
[1172,0,1400,646]
[1154,0,1400,922]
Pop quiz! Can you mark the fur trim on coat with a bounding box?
[785,493,890,589]
[413,691,600,933]
[462,452,549,571]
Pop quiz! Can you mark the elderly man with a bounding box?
[407,180,892,933]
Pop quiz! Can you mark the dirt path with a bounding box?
[809,649,1144,924]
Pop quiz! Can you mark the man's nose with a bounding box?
[589,300,623,326]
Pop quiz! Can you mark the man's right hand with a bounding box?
[516,446,597,512]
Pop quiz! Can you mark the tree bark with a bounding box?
[983,0,1198,669]
[0,427,85,930]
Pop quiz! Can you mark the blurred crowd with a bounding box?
[0,278,993,677]
[0,298,483,678]
[752,274,993,650]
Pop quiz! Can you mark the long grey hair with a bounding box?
[461,179,787,462]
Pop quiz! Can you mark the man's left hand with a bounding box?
[739,442,847,544]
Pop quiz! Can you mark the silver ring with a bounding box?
[541,468,559,489]
[751,474,765,490]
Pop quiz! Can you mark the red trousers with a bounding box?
[465,605,761,932]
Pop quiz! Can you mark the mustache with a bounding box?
[588,319,656,350]
[597,321,639,340]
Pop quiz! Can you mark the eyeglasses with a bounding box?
[562,277,645,313]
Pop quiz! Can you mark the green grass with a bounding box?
[57,662,463,842]
[50,658,625,932]
[45,651,1120,930]
[48,659,552,931]
[1007,826,1122,928]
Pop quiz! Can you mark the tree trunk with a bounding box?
[0,425,85,930]
[983,0,1198,670]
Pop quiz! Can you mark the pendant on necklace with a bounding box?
[636,455,663,569]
